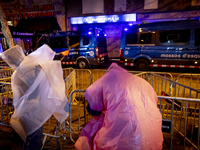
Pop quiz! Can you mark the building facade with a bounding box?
[1,0,200,57]
[66,0,200,58]
[0,0,66,51]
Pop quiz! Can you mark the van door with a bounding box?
[132,32,155,70]
[96,34,108,62]
[48,36,68,53]
[79,34,92,57]
[138,32,155,58]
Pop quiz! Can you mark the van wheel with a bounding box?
[135,59,149,71]
[78,59,88,69]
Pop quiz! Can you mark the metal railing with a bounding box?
[158,96,200,150]
[175,74,200,88]
[0,82,13,127]
[0,69,13,78]
[66,90,88,142]
[175,74,200,95]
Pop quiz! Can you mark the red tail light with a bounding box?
[95,47,99,57]
[120,49,124,63]
[120,49,123,57]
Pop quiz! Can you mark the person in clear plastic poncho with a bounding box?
[75,63,163,150]
[2,44,68,149]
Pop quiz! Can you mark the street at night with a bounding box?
[1,0,200,150]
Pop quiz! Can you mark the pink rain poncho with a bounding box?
[2,44,69,141]
[75,63,163,150]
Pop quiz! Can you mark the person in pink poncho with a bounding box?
[75,63,163,150]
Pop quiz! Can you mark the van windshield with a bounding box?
[48,34,80,49]
[68,35,80,46]
[49,36,68,49]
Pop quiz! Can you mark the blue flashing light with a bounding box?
[27,39,29,42]
[88,31,92,35]
[124,28,128,32]
[97,34,99,36]
[128,23,133,26]
[104,34,107,36]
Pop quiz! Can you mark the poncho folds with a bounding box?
[75,63,163,150]
[2,44,68,141]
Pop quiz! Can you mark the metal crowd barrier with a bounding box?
[64,68,92,89]
[135,73,200,149]
[41,69,77,149]
[74,69,92,90]
[0,60,10,69]
[91,69,107,83]
[158,96,200,150]
[175,73,200,91]
[175,74,200,88]
[41,69,91,148]
[136,72,173,96]
[62,67,74,79]
[91,69,173,83]
[0,68,13,78]
[65,90,92,142]
[42,116,66,149]
[65,91,200,150]
[0,81,13,127]
[91,70,144,83]
[1,67,200,149]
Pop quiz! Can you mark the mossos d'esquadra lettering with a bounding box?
[161,54,200,58]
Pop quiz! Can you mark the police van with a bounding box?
[45,29,108,69]
[120,20,200,70]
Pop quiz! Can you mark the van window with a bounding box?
[139,33,152,44]
[82,35,90,45]
[125,33,137,45]
[49,36,67,49]
[68,34,80,46]
[159,30,190,45]
[195,28,200,46]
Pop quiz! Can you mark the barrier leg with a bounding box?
[41,134,47,150]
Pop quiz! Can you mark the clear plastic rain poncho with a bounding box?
[2,44,68,141]
[75,63,163,150]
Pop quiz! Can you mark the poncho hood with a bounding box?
[2,45,25,70]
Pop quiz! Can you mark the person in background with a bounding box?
[75,63,163,150]
[2,44,68,150]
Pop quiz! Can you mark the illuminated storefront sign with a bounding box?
[0,32,33,37]
[13,32,33,36]
[70,13,136,24]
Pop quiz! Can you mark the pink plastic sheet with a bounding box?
[75,63,163,150]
